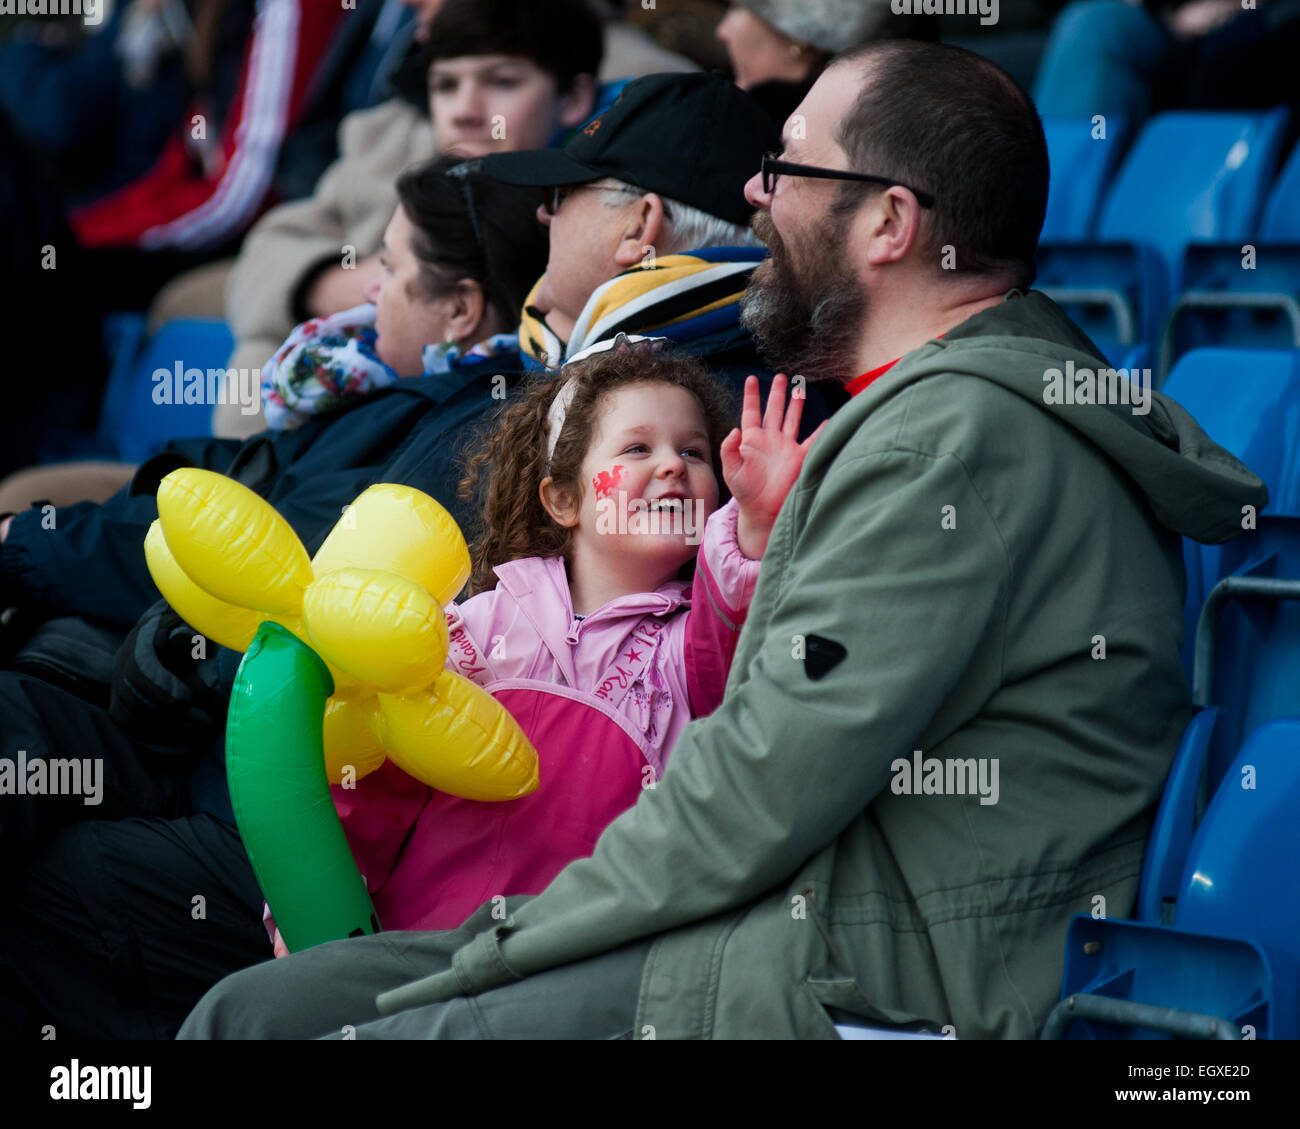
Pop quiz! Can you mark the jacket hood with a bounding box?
[868,291,1268,545]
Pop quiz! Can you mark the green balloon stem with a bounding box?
[226,620,381,952]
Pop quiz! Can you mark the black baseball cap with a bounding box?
[473,72,779,228]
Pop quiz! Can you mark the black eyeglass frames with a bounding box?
[759,153,936,209]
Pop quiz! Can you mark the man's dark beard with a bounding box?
[741,210,865,383]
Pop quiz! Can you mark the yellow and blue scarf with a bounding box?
[518,247,765,369]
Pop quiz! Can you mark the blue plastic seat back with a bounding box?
[1137,706,1219,925]
[1033,239,1160,354]
[1162,349,1300,677]
[1170,245,1300,359]
[1058,715,1300,1039]
[1181,241,1300,297]
[1176,717,1300,960]
[1161,348,1300,517]
[1261,139,1300,240]
[1097,109,1289,287]
[1202,518,1300,793]
[1163,140,1300,363]
[1055,705,1300,1041]
[98,317,235,462]
[1037,110,1289,350]
[1040,116,1129,241]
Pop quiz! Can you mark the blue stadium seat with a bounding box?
[1049,353,1300,1039]
[1045,716,1300,1040]
[1192,517,1300,797]
[1039,116,1130,242]
[1162,139,1300,374]
[1259,140,1300,239]
[1135,705,1219,926]
[1036,109,1289,367]
[1159,348,1300,677]
[97,317,235,462]
[1159,348,1300,516]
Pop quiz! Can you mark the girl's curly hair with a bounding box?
[458,343,736,595]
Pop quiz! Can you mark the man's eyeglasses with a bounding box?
[760,153,936,209]
[543,183,632,217]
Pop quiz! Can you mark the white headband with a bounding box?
[544,333,667,467]
[544,376,579,467]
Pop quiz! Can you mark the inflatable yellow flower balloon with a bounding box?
[144,468,538,800]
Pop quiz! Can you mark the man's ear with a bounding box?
[557,73,598,130]
[861,186,926,268]
[612,192,667,270]
[442,279,490,345]
[539,475,580,528]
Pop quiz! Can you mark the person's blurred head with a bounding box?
[717,3,828,90]
[364,156,549,375]
[740,40,1049,381]
[717,0,932,90]
[421,0,603,157]
[477,73,777,342]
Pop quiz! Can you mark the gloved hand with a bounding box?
[110,598,230,745]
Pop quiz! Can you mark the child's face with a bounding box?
[570,382,721,579]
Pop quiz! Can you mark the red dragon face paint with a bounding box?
[593,464,624,500]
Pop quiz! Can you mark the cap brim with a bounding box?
[473,148,606,188]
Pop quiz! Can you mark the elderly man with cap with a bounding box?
[467,69,837,430]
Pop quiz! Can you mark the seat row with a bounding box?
[1046,347,1300,1040]
[1039,110,1300,380]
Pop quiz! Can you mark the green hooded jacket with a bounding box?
[376,292,1268,1038]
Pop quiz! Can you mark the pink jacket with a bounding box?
[329,497,759,933]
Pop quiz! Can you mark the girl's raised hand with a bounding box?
[720,374,824,559]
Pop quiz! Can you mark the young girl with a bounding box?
[279,337,819,947]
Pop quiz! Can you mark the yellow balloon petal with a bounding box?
[304,568,449,692]
[377,670,539,800]
[322,693,388,786]
[156,468,312,615]
[144,521,267,651]
[312,484,471,607]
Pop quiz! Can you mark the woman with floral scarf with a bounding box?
[261,153,547,430]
